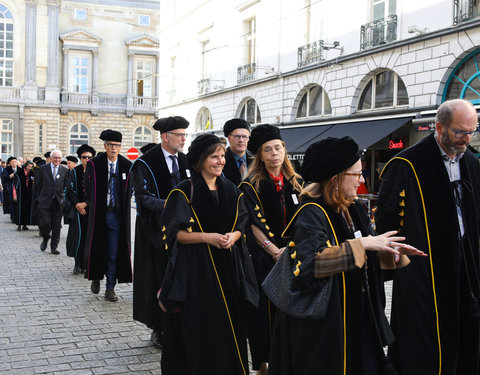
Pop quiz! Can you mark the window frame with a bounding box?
[239,98,261,125]
[0,118,13,160]
[69,52,92,94]
[134,57,155,98]
[296,85,332,119]
[73,8,88,21]
[0,4,14,87]
[133,126,153,148]
[139,14,151,27]
[69,123,89,155]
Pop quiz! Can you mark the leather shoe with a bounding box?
[73,265,82,274]
[151,330,162,349]
[22,225,28,230]
[51,248,60,255]
[17,225,22,231]
[40,238,48,251]
[91,280,100,294]
[105,289,118,302]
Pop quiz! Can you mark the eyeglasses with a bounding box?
[168,132,187,138]
[105,143,121,148]
[81,155,92,159]
[443,124,480,139]
[344,172,363,181]
[231,135,250,140]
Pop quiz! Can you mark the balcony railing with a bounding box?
[454,0,479,24]
[62,92,91,104]
[237,63,256,84]
[128,96,158,109]
[298,40,324,68]
[0,86,21,99]
[198,78,211,95]
[360,15,397,50]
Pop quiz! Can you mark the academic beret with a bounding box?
[6,156,16,163]
[223,118,251,137]
[60,160,68,165]
[301,136,360,183]
[153,116,189,133]
[76,144,96,158]
[140,143,157,154]
[247,124,283,154]
[186,133,222,169]
[99,129,122,142]
[66,156,78,163]
[32,156,42,163]
[36,159,46,166]
[44,152,51,158]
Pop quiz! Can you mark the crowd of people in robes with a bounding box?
[2,98,480,375]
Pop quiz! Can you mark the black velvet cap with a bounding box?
[44,152,51,158]
[223,118,251,137]
[76,144,96,158]
[140,143,157,154]
[66,156,78,163]
[6,156,16,163]
[301,136,360,183]
[247,124,283,154]
[186,133,222,169]
[32,157,42,163]
[60,160,68,165]
[36,159,46,166]
[153,116,189,133]
[99,129,122,142]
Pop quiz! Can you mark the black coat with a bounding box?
[83,153,132,282]
[12,167,34,225]
[376,133,480,375]
[222,148,253,186]
[131,144,188,330]
[1,166,13,215]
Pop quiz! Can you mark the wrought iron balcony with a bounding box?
[198,78,211,95]
[454,0,479,24]
[237,63,256,84]
[360,15,397,50]
[298,40,324,68]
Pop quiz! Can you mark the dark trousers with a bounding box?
[106,209,120,290]
[39,201,62,249]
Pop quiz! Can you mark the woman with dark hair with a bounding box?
[268,136,425,375]
[65,144,96,274]
[158,133,258,375]
[238,124,303,375]
[12,160,34,230]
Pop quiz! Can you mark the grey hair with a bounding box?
[51,149,62,158]
[435,99,475,136]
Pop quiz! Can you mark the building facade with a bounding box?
[0,0,160,160]
[157,0,480,189]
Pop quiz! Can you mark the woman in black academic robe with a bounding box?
[238,125,303,374]
[268,137,425,375]
[12,161,34,229]
[159,134,258,375]
[66,144,95,274]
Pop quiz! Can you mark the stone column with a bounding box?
[155,53,160,101]
[126,52,134,117]
[45,2,60,103]
[24,2,37,102]
[60,47,69,114]
[91,50,99,115]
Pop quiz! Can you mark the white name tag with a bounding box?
[56,174,60,179]
[292,194,299,205]
[186,169,191,178]
[122,173,126,180]
[354,230,362,239]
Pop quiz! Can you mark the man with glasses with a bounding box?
[131,116,190,349]
[83,130,132,302]
[376,99,480,374]
[34,150,69,254]
[222,118,252,186]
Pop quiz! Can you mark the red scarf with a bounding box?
[268,171,284,192]
[24,169,29,187]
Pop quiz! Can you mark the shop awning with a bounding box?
[280,117,412,153]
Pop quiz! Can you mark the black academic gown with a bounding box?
[269,199,393,375]
[1,167,12,215]
[376,133,480,375]
[159,173,258,375]
[12,167,33,225]
[131,144,188,332]
[222,148,253,186]
[65,166,88,267]
[239,176,302,370]
[83,153,132,283]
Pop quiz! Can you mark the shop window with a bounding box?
[358,70,408,111]
[297,85,332,118]
[69,123,89,154]
[133,126,153,148]
[239,98,261,125]
[443,49,480,104]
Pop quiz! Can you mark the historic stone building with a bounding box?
[0,0,159,160]
[157,0,480,185]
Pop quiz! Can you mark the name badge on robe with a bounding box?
[56,174,60,179]
[354,230,362,239]
[186,169,191,178]
[122,173,126,180]
[291,194,299,205]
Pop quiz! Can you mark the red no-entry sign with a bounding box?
[126,147,139,160]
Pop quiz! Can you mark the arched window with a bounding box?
[133,126,153,148]
[297,85,332,118]
[69,123,89,154]
[197,107,212,131]
[0,4,13,87]
[358,70,408,111]
[443,49,480,104]
[239,98,261,124]
[0,118,13,160]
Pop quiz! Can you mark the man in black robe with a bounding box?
[1,156,16,217]
[222,118,252,185]
[376,99,480,375]
[13,160,34,230]
[131,116,189,348]
[84,129,132,302]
